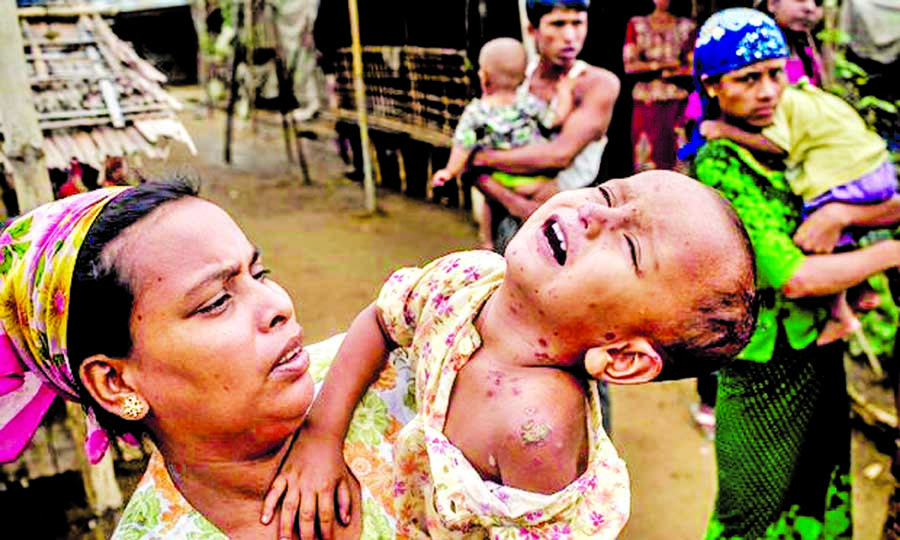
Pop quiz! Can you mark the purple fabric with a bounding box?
[802,160,898,247]
[803,160,898,214]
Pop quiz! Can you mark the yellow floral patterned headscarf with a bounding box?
[0,187,129,464]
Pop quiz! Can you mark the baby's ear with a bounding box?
[584,338,663,384]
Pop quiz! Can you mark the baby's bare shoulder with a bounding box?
[491,369,589,493]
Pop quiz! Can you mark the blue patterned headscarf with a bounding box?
[678,8,789,160]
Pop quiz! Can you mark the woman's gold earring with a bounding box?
[122,395,146,419]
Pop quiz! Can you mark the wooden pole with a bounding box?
[0,4,53,213]
[65,402,124,515]
[518,0,536,62]
[244,0,257,134]
[224,0,242,163]
[189,0,213,117]
[266,1,296,165]
[347,0,376,213]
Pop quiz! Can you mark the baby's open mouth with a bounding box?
[543,218,567,265]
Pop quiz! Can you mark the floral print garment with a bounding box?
[453,94,556,151]
[376,250,629,539]
[623,16,696,104]
[112,333,409,539]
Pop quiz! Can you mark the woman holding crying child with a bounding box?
[685,8,900,539]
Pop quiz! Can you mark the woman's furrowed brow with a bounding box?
[184,248,260,301]
[184,264,239,301]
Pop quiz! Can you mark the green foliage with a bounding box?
[848,273,899,360]
[820,29,900,160]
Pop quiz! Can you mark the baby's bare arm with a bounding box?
[263,303,392,539]
[494,369,589,493]
[441,145,472,178]
[701,120,786,157]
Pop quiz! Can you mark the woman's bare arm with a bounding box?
[474,174,544,220]
[785,240,900,298]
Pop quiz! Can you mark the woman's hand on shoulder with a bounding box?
[261,427,359,540]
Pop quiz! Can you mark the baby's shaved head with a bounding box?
[478,38,528,91]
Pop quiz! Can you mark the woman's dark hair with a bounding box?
[699,74,722,122]
[67,177,200,439]
[757,0,821,81]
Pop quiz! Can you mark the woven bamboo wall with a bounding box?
[330,45,476,145]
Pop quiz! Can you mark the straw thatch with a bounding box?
[1,13,195,173]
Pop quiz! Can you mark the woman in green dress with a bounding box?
[681,8,900,539]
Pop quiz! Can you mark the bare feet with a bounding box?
[854,288,883,311]
[816,316,862,346]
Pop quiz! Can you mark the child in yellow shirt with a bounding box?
[702,79,899,344]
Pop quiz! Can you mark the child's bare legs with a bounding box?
[817,291,862,346]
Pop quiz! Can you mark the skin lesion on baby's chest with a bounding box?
[443,352,573,487]
[442,354,528,482]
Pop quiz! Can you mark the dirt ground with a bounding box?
[112,88,898,537]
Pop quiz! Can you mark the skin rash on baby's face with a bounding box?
[504,173,745,351]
